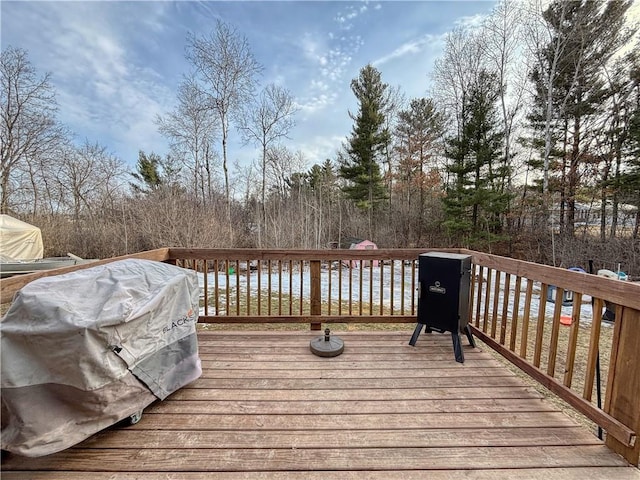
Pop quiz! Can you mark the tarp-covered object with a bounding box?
[0,214,43,261]
[1,259,202,457]
[347,239,379,268]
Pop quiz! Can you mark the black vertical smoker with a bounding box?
[409,252,476,363]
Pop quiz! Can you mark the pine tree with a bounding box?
[443,70,509,246]
[130,151,181,194]
[528,0,634,236]
[131,151,163,194]
[598,50,640,240]
[339,65,390,237]
[395,97,444,244]
[618,80,640,239]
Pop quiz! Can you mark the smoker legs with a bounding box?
[410,323,475,364]
[463,324,476,348]
[409,323,423,347]
[453,325,476,363]
[409,323,435,347]
[452,333,464,363]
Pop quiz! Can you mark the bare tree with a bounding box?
[432,27,485,140]
[394,97,444,245]
[231,158,259,206]
[129,187,232,250]
[382,85,406,212]
[157,76,219,204]
[481,1,528,191]
[265,146,306,199]
[263,146,306,247]
[1,46,67,213]
[186,21,262,222]
[19,142,69,217]
[55,141,126,222]
[240,83,297,246]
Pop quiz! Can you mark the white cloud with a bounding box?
[335,6,360,25]
[301,34,323,62]
[295,92,339,115]
[373,34,439,67]
[454,13,486,29]
[295,6,368,116]
[310,80,330,92]
[294,135,345,166]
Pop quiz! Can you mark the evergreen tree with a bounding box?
[618,76,640,239]
[597,49,640,240]
[395,97,444,244]
[130,151,180,194]
[443,98,474,241]
[339,65,390,237]
[443,70,509,246]
[131,151,162,194]
[528,0,634,236]
[308,159,337,192]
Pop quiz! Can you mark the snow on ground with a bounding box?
[197,263,616,328]
[197,263,416,316]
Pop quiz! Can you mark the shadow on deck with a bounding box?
[2,330,639,479]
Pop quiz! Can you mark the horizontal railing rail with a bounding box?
[0,246,638,465]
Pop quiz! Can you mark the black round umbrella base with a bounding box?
[310,336,344,357]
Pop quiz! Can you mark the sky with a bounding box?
[2,1,500,172]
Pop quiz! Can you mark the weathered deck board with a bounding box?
[2,330,639,479]
[198,365,507,377]
[121,410,577,430]
[77,426,598,449]
[147,397,556,414]
[3,470,640,480]
[171,385,545,401]
[2,445,631,471]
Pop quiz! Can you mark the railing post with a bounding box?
[605,306,640,466]
[310,260,321,330]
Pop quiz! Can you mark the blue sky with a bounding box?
[2,1,497,171]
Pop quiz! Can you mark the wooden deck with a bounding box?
[2,330,639,479]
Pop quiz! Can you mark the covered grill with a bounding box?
[1,259,202,457]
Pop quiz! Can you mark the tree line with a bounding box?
[2,1,639,273]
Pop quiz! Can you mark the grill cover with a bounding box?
[1,259,202,457]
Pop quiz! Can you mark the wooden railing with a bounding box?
[1,246,638,465]
[464,250,640,466]
[165,248,447,328]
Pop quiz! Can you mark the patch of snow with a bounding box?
[196,264,616,328]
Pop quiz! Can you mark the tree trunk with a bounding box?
[261,143,267,248]
[1,170,10,214]
[567,110,581,238]
[222,114,231,225]
[609,138,624,239]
